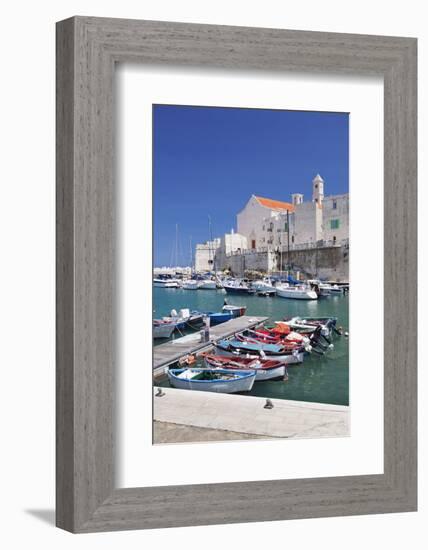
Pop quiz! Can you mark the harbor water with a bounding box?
[154,287,349,406]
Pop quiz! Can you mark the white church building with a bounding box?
[195,174,348,272]
[237,174,348,251]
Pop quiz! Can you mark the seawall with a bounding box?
[222,244,348,281]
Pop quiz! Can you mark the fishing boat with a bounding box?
[223,279,255,295]
[328,284,345,295]
[307,279,344,296]
[202,354,287,381]
[162,308,205,330]
[198,279,217,290]
[153,278,180,288]
[237,326,329,356]
[213,338,305,364]
[167,368,256,393]
[182,279,199,290]
[251,278,277,296]
[222,304,246,317]
[275,283,318,300]
[153,320,176,339]
[205,305,247,326]
[281,317,340,337]
[241,326,311,346]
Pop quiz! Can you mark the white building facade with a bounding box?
[194,238,221,272]
[242,174,348,252]
[194,174,349,272]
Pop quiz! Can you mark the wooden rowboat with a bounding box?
[202,354,287,381]
[213,339,304,364]
[167,368,256,393]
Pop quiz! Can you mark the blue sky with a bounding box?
[153,104,349,267]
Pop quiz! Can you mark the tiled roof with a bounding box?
[255,196,295,212]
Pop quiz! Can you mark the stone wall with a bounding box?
[224,244,349,281]
[277,245,349,281]
[222,250,276,275]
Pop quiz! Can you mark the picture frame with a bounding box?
[56,16,417,533]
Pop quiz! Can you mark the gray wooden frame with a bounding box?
[56,16,417,533]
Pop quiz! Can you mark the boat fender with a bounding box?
[344,331,349,337]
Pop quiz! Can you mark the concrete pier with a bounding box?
[153,387,349,443]
[153,315,268,377]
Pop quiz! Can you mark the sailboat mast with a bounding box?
[287,209,290,274]
[175,223,179,268]
[208,215,214,272]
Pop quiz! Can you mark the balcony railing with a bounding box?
[225,238,348,257]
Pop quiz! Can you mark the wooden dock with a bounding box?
[153,315,267,377]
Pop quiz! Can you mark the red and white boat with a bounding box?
[201,353,287,381]
[244,325,311,345]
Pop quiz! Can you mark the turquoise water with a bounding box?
[154,287,349,406]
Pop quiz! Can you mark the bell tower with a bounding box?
[312,174,324,204]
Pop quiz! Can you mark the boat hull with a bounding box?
[203,356,286,380]
[213,344,304,365]
[223,285,252,294]
[208,312,233,325]
[276,288,318,300]
[153,322,175,339]
[167,368,256,393]
[205,305,246,326]
[198,280,217,290]
[153,280,180,288]
[182,281,199,290]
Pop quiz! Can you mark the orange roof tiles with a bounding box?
[255,196,295,212]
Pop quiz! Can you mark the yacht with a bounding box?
[276,283,318,300]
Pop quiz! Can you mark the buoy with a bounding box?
[264,399,274,409]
